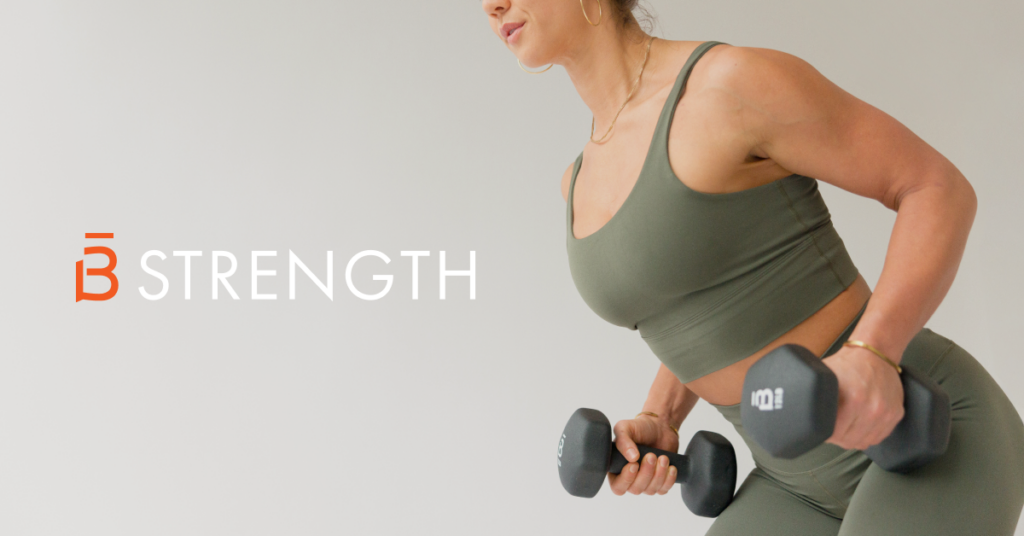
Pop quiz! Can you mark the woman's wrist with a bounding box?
[642,363,699,433]
[843,339,902,373]
[639,399,689,429]
[635,411,679,435]
[846,308,912,366]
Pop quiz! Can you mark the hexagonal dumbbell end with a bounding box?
[864,364,951,473]
[557,408,614,498]
[741,344,839,458]
[681,430,737,517]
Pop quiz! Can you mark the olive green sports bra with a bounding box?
[565,41,859,383]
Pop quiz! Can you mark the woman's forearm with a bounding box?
[641,363,700,430]
[849,166,977,362]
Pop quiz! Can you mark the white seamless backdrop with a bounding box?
[1,1,1021,535]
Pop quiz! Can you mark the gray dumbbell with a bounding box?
[557,408,737,517]
[741,343,951,473]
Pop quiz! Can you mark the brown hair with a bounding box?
[610,0,655,32]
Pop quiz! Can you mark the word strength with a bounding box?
[76,234,476,302]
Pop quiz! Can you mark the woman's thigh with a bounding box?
[838,333,1024,536]
[706,469,842,536]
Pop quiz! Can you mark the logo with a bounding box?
[76,233,118,302]
[751,388,784,411]
[75,233,477,302]
[557,433,565,467]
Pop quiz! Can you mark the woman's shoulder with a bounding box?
[680,42,820,103]
[663,41,824,193]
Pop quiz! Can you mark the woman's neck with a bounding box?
[561,23,658,130]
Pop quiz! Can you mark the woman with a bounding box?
[482,1,1024,534]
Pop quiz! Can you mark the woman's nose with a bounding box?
[482,0,511,17]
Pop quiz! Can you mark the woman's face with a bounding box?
[482,0,594,67]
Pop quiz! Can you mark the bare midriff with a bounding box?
[684,273,873,406]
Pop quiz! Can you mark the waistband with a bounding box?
[822,299,869,358]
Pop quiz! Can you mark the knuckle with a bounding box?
[867,400,883,419]
[877,401,891,418]
[847,390,865,406]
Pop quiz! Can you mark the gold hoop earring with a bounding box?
[518,59,553,74]
[581,0,602,26]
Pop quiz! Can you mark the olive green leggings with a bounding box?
[708,310,1024,535]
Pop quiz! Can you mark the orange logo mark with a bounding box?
[76,233,119,302]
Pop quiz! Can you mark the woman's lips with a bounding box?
[505,22,525,45]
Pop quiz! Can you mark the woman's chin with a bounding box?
[516,52,552,70]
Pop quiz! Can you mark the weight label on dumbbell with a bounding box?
[751,388,784,411]
[557,434,565,467]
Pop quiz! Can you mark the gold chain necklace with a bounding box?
[590,35,656,144]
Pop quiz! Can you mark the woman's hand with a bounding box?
[824,345,906,450]
[607,415,681,496]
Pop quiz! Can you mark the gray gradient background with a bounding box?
[2,1,1022,534]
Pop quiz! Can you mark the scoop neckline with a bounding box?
[569,141,657,241]
[568,40,738,243]
[568,41,803,243]
[568,42,700,242]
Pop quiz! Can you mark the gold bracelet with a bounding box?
[843,339,903,374]
[635,411,679,435]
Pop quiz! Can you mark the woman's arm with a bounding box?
[846,177,976,359]
[640,363,700,433]
[607,363,700,496]
[704,45,977,449]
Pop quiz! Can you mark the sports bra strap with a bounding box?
[652,41,730,146]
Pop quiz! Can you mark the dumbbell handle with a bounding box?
[607,444,689,484]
